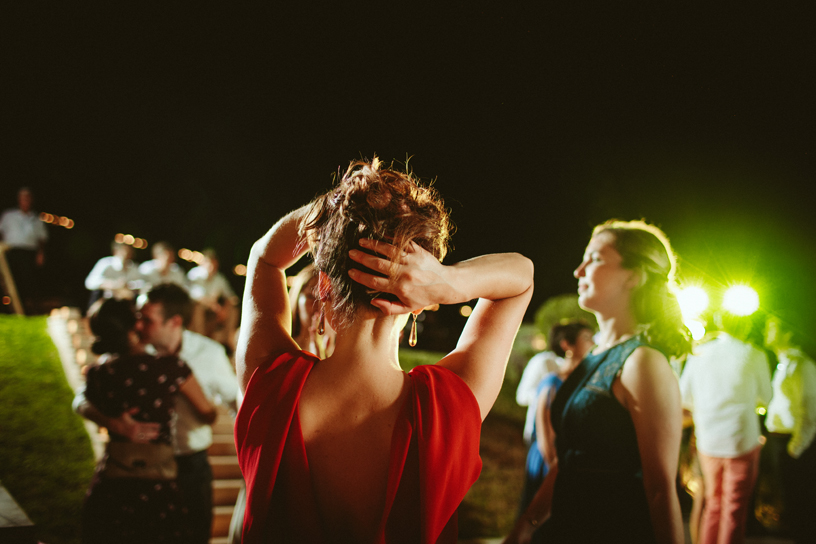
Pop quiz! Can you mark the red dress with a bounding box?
[235,351,482,544]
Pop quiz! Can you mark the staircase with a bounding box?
[48,307,244,544]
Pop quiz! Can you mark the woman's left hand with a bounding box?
[347,238,457,315]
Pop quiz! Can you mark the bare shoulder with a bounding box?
[622,346,671,380]
[616,346,678,409]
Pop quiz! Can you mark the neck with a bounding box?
[321,312,404,376]
[156,329,184,356]
[559,355,583,378]
[594,310,639,351]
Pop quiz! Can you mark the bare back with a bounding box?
[297,359,410,542]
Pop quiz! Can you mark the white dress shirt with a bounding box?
[187,267,236,302]
[172,329,239,455]
[138,259,189,292]
[0,209,47,249]
[85,256,142,295]
[680,332,773,457]
[766,348,816,458]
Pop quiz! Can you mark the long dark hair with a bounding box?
[593,220,692,360]
[301,158,451,329]
[88,298,137,356]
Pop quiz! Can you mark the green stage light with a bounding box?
[677,285,709,320]
[722,285,759,316]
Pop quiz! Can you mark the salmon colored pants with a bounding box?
[697,446,761,544]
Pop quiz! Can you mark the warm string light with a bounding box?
[39,212,74,229]
[114,233,148,249]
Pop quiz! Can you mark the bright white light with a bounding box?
[723,285,759,316]
[678,286,709,320]
[685,319,706,341]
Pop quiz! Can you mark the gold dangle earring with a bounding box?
[317,304,326,336]
[409,313,419,347]
[565,349,574,360]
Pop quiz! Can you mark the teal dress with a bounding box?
[544,335,657,543]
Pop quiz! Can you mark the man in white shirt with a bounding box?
[0,187,48,313]
[764,318,816,543]
[680,319,772,544]
[138,241,188,294]
[85,241,142,306]
[75,283,239,544]
[188,248,238,352]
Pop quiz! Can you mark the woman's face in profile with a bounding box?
[574,231,634,313]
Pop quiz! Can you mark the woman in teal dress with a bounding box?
[505,220,692,544]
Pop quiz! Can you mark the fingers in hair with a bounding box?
[348,249,392,275]
[348,268,391,291]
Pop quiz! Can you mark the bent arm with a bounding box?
[235,206,310,392]
[348,240,533,419]
[536,385,558,467]
[73,388,160,443]
[178,375,218,424]
[619,347,684,544]
[436,254,534,420]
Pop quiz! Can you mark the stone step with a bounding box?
[210,456,242,480]
[212,420,235,435]
[211,505,234,538]
[212,479,243,506]
[209,434,236,456]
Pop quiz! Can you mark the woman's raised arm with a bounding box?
[235,206,310,392]
[348,239,533,420]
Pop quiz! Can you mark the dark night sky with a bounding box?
[3,3,814,349]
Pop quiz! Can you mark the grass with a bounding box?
[399,348,528,539]
[0,315,96,544]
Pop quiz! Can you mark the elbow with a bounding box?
[202,406,218,425]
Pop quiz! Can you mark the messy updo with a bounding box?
[593,220,692,360]
[88,298,137,356]
[301,157,451,329]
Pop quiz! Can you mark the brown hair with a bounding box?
[549,319,594,358]
[146,283,194,328]
[301,157,451,329]
[593,220,692,359]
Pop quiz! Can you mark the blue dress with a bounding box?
[519,372,562,519]
[544,335,658,543]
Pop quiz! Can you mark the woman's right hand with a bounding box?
[347,238,458,315]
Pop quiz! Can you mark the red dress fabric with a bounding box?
[235,350,483,544]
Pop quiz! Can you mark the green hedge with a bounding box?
[0,315,96,544]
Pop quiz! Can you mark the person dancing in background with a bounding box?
[506,220,691,544]
[517,320,595,530]
[234,157,533,543]
[80,298,216,544]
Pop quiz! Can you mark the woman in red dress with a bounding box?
[234,157,533,544]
